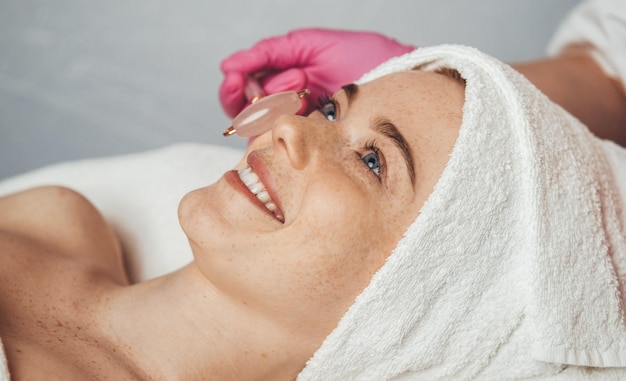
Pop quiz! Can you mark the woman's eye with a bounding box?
[362,152,381,177]
[316,96,337,121]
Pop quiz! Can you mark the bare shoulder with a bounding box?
[0,186,133,379]
[0,185,128,284]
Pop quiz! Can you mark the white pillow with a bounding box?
[0,143,244,282]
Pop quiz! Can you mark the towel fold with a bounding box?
[297,45,626,380]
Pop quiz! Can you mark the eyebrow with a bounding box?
[341,83,358,106]
[341,83,417,189]
[373,117,417,189]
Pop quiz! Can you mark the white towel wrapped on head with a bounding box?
[297,45,626,380]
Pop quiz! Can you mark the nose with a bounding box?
[272,114,312,170]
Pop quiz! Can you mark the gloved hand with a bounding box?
[219,28,415,118]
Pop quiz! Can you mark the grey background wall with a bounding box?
[0,0,582,179]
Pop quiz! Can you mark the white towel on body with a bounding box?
[297,45,626,380]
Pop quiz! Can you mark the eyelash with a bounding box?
[359,140,385,182]
[316,94,337,122]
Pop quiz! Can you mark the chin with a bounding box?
[178,185,228,246]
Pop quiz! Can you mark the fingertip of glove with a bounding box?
[221,50,265,72]
[263,68,308,93]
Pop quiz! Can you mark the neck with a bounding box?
[102,264,309,380]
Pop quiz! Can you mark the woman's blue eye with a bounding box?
[316,95,337,121]
[362,152,380,177]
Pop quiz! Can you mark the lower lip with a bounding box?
[224,170,281,222]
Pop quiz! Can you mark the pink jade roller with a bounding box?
[223,76,310,137]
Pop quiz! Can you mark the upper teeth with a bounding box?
[238,166,283,222]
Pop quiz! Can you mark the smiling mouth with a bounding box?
[237,166,285,223]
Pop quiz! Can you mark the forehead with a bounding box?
[357,70,464,106]
[352,70,465,139]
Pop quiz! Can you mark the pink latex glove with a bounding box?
[219,28,415,118]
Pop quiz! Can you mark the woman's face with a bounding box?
[179,70,464,341]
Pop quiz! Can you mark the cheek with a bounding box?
[287,172,419,286]
[276,191,397,310]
